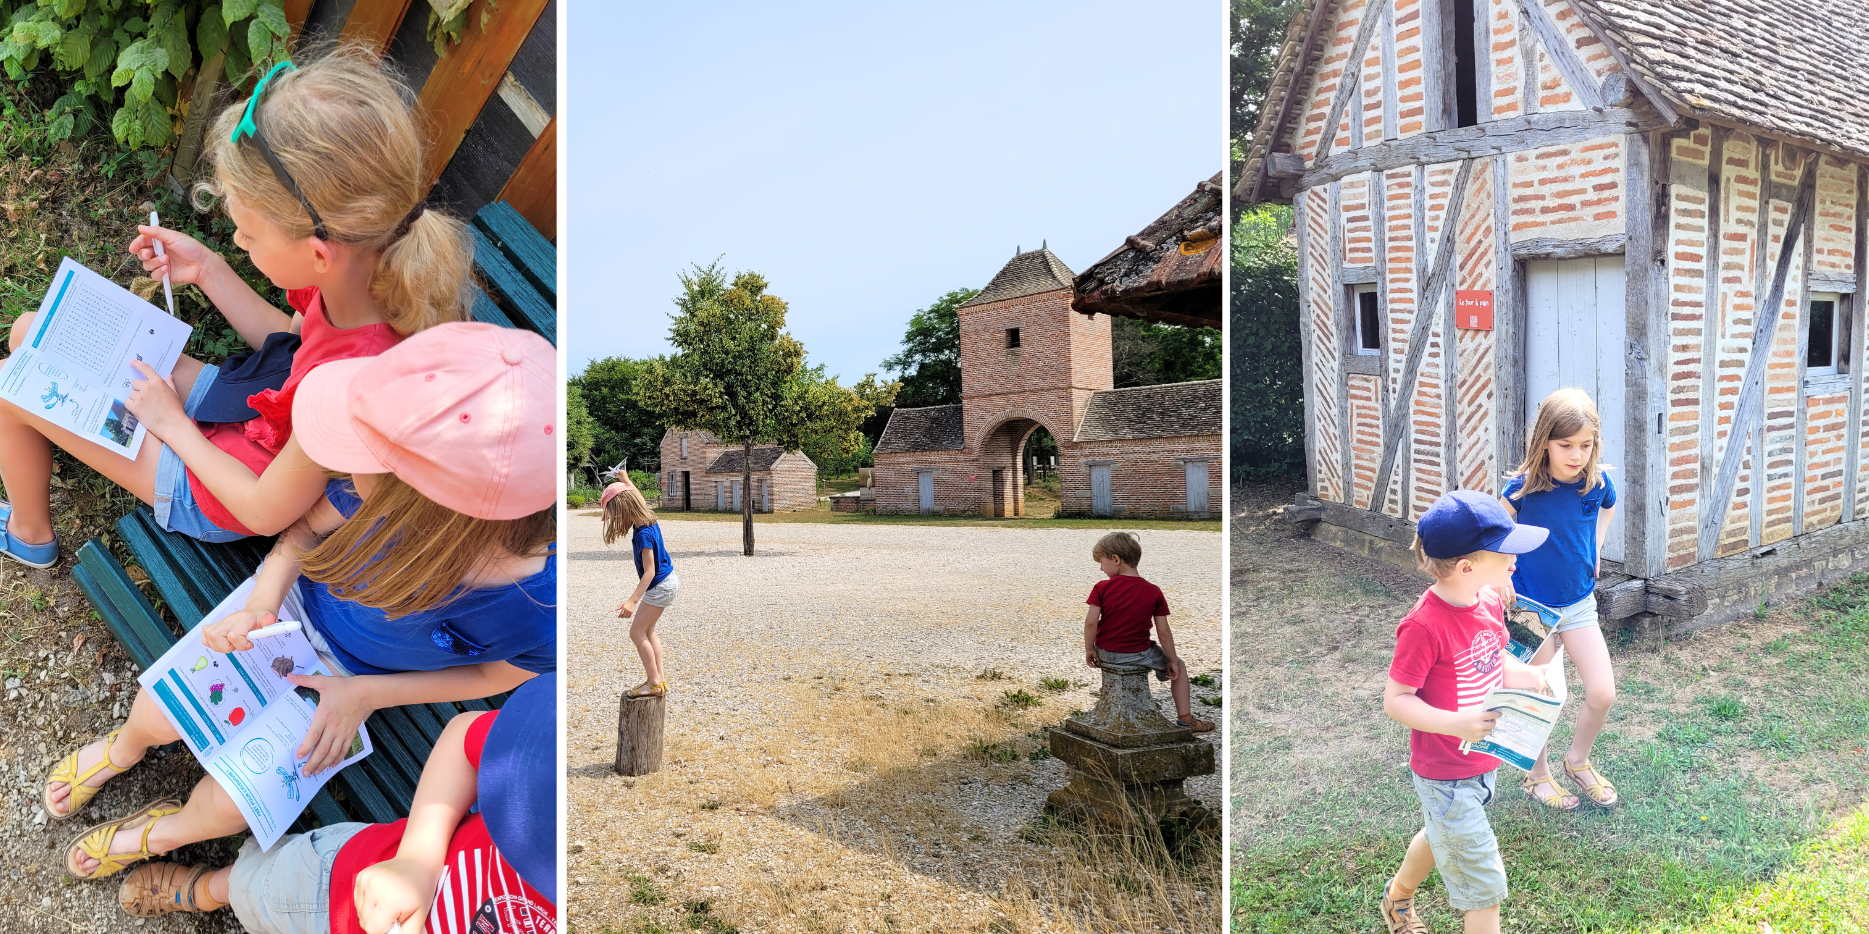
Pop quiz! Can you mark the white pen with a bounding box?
[148,210,174,317]
[247,619,302,639]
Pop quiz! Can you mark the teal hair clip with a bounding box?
[231,60,328,240]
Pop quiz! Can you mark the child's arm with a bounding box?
[131,226,294,346]
[617,547,655,619]
[1500,654,1552,694]
[1383,678,1500,742]
[1083,606,1101,667]
[1595,503,1617,577]
[1155,615,1185,681]
[289,662,537,775]
[352,710,484,934]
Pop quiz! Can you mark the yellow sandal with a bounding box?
[64,797,182,881]
[42,728,134,821]
[1521,773,1579,811]
[1563,757,1619,807]
[625,681,668,698]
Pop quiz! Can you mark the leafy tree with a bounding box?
[1230,1,1306,192]
[1232,205,1302,481]
[798,364,898,478]
[1111,317,1223,388]
[570,356,665,484]
[881,287,977,408]
[637,263,890,555]
[566,380,595,480]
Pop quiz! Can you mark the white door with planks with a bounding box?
[1185,461,1210,517]
[1091,463,1113,516]
[918,470,934,516]
[1525,256,1627,563]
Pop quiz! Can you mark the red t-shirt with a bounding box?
[328,712,556,934]
[1388,587,1508,779]
[187,287,403,535]
[1087,574,1170,653]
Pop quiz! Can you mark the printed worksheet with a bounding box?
[137,578,372,850]
[0,257,192,459]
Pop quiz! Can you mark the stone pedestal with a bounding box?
[1044,662,1216,841]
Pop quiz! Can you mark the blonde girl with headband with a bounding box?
[1499,387,1622,811]
[0,44,471,568]
[604,481,680,698]
[43,322,558,892]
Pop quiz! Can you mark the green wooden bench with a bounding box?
[71,198,554,831]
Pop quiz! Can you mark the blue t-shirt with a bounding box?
[296,480,557,676]
[632,522,673,589]
[1502,471,1617,607]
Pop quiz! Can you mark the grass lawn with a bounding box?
[1231,480,1869,934]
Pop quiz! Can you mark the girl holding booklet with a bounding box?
[0,45,473,568]
[40,322,558,884]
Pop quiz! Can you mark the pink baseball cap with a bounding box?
[599,482,631,508]
[292,322,557,520]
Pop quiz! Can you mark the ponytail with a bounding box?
[372,207,472,334]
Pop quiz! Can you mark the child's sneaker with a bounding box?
[1380,883,1430,934]
[0,502,56,569]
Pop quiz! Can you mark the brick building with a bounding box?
[872,239,1221,519]
[1241,0,1869,629]
[658,429,817,513]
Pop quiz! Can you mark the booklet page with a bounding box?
[1460,642,1567,771]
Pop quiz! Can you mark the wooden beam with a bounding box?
[1297,188,1322,497]
[1433,0,1456,132]
[1287,490,1417,545]
[1371,159,1478,515]
[1381,0,1397,141]
[340,0,415,56]
[1623,129,1669,578]
[1510,233,1627,260]
[1697,149,1820,560]
[1267,152,1306,178]
[1313,1,1384,165]
[1514,0,1604,110]
[1300,107,1664,191]
[416,0,552,193]
[1793,171,1817,537]
[1849,163,1869,522]
[1340,263,1378,285]
[1698,127,1725,532]
[1494,154,1521,485]
[1333,182,1354,498]
[1810,272,1858,293]
[495,114,556,240]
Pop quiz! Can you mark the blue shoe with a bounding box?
[0,501,57,569]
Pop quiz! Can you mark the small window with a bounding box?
[1451,0,1479,128]
[1006,327,1021,348]
[1354,287,1381,355]
[680,437,688,459]
[1809,292,1848,376]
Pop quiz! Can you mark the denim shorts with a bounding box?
[1411,769,1507,910]
[642,572,681,608]
[152,363,247,543]
[1096,642,1172,682]
[1551,595,1601,635]
[227,821,368,934]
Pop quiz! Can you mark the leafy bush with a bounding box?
[0,0,290,149]
[1231,204,1303,482]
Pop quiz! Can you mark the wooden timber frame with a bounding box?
[1247,0,1869,634]
[170,0,556,240]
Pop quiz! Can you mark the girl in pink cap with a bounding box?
[603,481,680,698]
[43,323,559,889]
[0,46,473,569]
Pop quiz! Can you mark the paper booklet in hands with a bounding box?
[137,578,373,850]
[1458,592,1570,772]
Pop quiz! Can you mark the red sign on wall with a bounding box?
[1455,290,1494,330]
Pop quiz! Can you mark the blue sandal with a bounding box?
[0,501,58,569]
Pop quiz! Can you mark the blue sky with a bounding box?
[568,2,1221,383]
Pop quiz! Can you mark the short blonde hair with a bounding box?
[1092,531,1143,568]
[1412,536,1488,580]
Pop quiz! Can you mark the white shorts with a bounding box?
[1551,596,1600,635]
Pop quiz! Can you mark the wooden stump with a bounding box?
[615,693,666,776]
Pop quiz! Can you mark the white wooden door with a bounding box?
[715,481,725,511]
[1526,256,1627,562]
[732,480,742,510]
[918,471,934,515]
[1185,461,1210,517]
[760,478,770,512]
[1091,464,1113,516]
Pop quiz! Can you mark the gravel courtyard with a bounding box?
[565,512,1223,934]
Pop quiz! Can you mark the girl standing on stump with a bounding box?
[604,482,679,698]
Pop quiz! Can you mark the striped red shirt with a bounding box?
[1388,587,1507,779]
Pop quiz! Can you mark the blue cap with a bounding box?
[1417,490,1548,559]
[478,672,556,904]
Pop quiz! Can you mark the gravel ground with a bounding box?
[567,512,1223,934]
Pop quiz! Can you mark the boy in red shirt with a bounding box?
[1381,492,1551,934]
[1084,531,1212,732]
[115,673,557,934]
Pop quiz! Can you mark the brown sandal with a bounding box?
[118,862,227,916]
[1176,714,1215,733]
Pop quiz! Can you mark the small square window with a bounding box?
[1809,292,1847,376]
[1354,287,1381,356]
[1006,327,1021,349]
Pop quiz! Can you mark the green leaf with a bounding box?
[83,30,114,79]
[46,110,74,143]
[222,0,258,24]
[112,37,166,101]
[121,15,145,34]
[196,4,225,56]
[54,25,91,71]
[13,18,65,50]
[245,2,283,71]
[52,0,87,17]
[158,2,190,78]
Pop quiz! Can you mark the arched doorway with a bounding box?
[980,417,1053,517]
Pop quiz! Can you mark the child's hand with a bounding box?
[289,672,374,775]
[1166,656,1186,682]
[1450,708,1501,743]
[1085,646,1099,668]
[617,599,637,619]
[202,608,274,653]
[124,360,187,438]
[352,854,441,934]
[1502,665,1550,695]
[129,225,216,286]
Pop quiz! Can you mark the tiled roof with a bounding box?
[1572,0,1869,160]
[874,405,966,453]
[1071,173,1223,329]
[1072,380,1222,442]
[961,248,1077,308]
[705,446,787,474]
